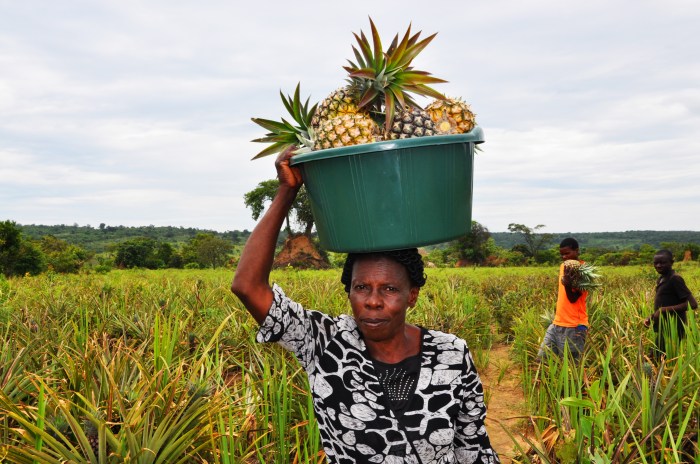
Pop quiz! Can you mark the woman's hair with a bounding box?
[340,248,427,292]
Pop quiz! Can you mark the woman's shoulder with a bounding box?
[271,284,356,327]
[335,313,358,330]
[423,328,468,351]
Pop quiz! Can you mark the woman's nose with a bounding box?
[365,289,383,308]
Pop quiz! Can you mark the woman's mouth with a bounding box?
[361,318,387,328]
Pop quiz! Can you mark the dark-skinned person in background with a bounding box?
[231,147,499,464]
[644,249,697,359]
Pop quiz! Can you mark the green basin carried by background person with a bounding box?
[290,127,484,252]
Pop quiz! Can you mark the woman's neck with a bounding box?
[366,324,421,364]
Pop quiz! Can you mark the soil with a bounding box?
[273,235,330,269]
[480,343,529,463]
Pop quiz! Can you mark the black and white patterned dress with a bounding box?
[257,285,500,464]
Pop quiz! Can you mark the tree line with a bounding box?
[423,222,700,268]
[17,223,250,253]
[1,220,244,277]
[4,176,700,278]
[3,217,699,279]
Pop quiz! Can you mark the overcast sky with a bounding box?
[1,0,698,235]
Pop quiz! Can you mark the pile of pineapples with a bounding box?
[251,18,477,159]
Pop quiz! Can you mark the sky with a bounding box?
[1,0,699,235]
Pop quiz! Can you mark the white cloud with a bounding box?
[1,0,699,235]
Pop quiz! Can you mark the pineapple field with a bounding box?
[0,264,698,463]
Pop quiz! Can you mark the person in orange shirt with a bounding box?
[537,238,589,361]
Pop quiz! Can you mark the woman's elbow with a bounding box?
[230,274,251,299]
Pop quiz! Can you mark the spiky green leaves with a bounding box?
[563,260,602,291]
[250,83,317,160]
[343,17,447,133]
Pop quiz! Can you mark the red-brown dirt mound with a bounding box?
[273,235,330,270]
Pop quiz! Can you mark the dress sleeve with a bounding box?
[255,284,338,370]
[454,346,501,463]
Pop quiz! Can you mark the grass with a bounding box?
[0,263,697,462]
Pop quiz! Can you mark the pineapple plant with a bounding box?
[250,83,317,159]
[563,260,602,291]
[425,96,477,134]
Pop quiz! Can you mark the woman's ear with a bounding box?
[408,287,420,308]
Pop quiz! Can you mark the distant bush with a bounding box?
[94,264,112,274]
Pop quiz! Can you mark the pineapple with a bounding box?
[387,107,436,140]
[83,419,100,457]
[562,260,601,291]
[311,17,446,149]
[310,87,362,130]
[310,87,380,149]
[425,97,476,134]
[314,113,381,150]
[250,83,317,159]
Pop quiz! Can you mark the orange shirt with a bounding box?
[553,261,589,327]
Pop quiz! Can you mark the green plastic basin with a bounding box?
[290,127,484,252]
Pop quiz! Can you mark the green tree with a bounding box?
[181,233,233,269]
[244,180,314,236]
[13,241,46,276]
[507,223,554,259]
[114,238,162,269]
[453,221,494,265]
[635,244,657,265]
[39,235,91,273]
[660,241,700,262]
[1,220,46,276]
[154,242,176,267]
[0,220,22,276]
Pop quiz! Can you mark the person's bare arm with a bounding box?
[649,294,698,322]
[644,292,698,327]
[561,273,582,303]
[231,147,302,324]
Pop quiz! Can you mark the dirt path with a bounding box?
[480,343,529,463]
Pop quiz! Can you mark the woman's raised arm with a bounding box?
[231,147,303,324]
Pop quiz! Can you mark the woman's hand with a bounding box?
[275,146,303,190]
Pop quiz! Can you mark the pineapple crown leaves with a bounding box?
[563,260,602,291]
[343,17,447,132]
[250,83,318,160]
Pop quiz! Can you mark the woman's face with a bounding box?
[348,256,419,343]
